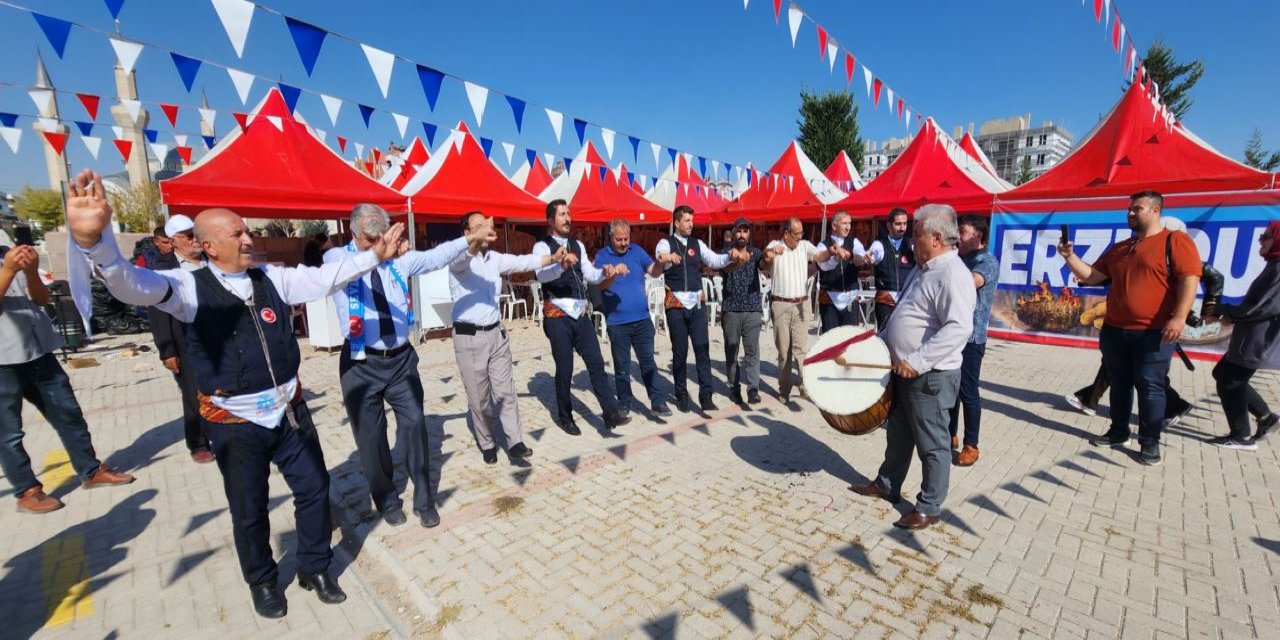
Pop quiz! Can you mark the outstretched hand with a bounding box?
[372,222,406,262]
[465,215,498,247]
[66,169,114,249]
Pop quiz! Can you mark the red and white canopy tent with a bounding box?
[399,122,546,221]
[536,142,668,224]
[160,87,409,219]
[509,156,554,196]
[823,150,866,194]
[722,141,848,223]
[956,132,1011,187]
[830,118,1011,217]
[643,153,728,225]
[380,136,431,192]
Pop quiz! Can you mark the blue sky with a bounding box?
[1,0,1277,194]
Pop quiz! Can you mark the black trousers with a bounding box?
[665,305,713,402]
[1073,359,1190,420]
[339,346,433,515]
[543,315,618,423]
[819,302,857,335]
[874,302,896,332]
[1213,359,1273,440]
[171,348,208,452]
[204,403,331,588]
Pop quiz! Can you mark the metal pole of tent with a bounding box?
[407,204,421,343]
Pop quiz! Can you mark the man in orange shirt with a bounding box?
[1059,190,1201,465]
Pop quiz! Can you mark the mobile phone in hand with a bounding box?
[1059,224,1070,247]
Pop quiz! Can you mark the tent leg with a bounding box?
[407,210,420,344]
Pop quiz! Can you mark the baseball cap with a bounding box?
[164,214,195,237]
[732,217,751,229]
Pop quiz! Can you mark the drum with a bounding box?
[802,326,893,435]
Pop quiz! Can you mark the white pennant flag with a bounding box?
[109,37,144,74]
[226,68,254,104]
[905,108,911,126]
[173,134,188,147]
[111,126,125,139]
[501,142,515,164]
[743,0,749,8]
[650,142,661,169]
[543,152,555,171]
[28,89,53,115]
[319,94,343,126]
[361,44,396,99]
[81,135,101,160]
[545,108,563,143]
[827,43,839,72]
[37,118,59,132]
[863,66,874,97]
[0,127,21,153]
[391,113,409,139]
[314,129,327,144]
[210,0,255,58]
[886,87,894,111]
[463,82,489,126]
[149,142,169,160]
[354,142,365,158]
[265,116,283,132]
[199,108,217,129]
[120,99,142,123]
[711,159,720,177]
[787,4,803,47]
[1103,0,1111,28]
[600,128,616,159]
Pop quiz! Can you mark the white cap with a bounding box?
[164,214,195,237]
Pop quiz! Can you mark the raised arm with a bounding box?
[696,240,732,270]
[1058,240,1110,286]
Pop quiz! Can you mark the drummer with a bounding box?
[849,204,975,531]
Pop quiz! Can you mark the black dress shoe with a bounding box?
[747,389,761,404]
[676,397,692,413]
[729,388,744,405]
[418,506,441,528]
[481,448,498,464]
[508,442,532,458]
[297,572,347,604]
[556,420,581,436]
[700,397,717,412]
[604,411,632,430]
[381,507,407,526]
[250,582,287,618]
[652,402,672,417]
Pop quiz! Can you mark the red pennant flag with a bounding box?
[817,26,828,59]
[1093,0,1103,22]
[161,104,179,128]
[41,131,69,156]
[337,135,348,153]
[844,53,855,85]
[113,139,133,161]
[362,161,374,175]
[773,0,782,23]
[233,112,248,130]
[1111,15,1122,51]
[372,147,383,163]
[896,98,904,119]
[176,146,192,164]
[872,78,883,107]
[76,93,100,120]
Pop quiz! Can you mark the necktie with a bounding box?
[369,268,397,345]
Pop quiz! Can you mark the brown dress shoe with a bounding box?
[956,445,979,467]
[82,466,135,488]
[16,485,65,514]
[893,510,940,530]
[848,482,901,504]
[951,436,958,451]
[190,449,215,464]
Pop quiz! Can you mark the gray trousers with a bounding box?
[453,326,524,451]
[722,311,762,391]
[874,369,961,517]
[770,299,809,396]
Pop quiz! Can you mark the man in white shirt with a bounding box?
[326,204,484,530]
[450,211,565,464]
[762,217,834,402]
[654,205,746,412]
[867,208,917,331]
[533,199,630,435]
[849,204,975,531]
[815,211,869,334]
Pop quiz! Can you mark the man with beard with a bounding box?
[533,199,631,435]
[816,211,868,333]
[868,208,916,331]
[719,217,766,405]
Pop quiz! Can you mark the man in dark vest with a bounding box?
[869,208,917,331]
[654,205,745,412]
[64,169,473,619]
[533,199,631,435]
[816,210,869,334]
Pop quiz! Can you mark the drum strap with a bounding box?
[803,328,876,366]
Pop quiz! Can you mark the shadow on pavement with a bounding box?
[730,414,868,486]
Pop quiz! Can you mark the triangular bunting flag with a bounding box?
[463,81,489,126]
[75,121,94,137]
[358,104,375,128]
[81,135,102,160]
[313,128,326,144]
[32,13,74,59]
[862,66,873,98]
[572,118,587,145]
[415,65,444,111]
[28,89,54,115]
[872,78,884,106]
[649,142,661,169]
[336,135,347,153]
[787,4,803,47]
[844,53,855,85]
[276,83,302,114]
[319,94,342,126]
[354,142,365,158]
[1112,15,1123,51]
[37,118,59,133]
[284,16,327,75]
[421,122,437,147]
[628,135,640,163]
[42,131,69,156]
[199,107,216,129]
[226,68,254,104]
[1,127,22,153]
[120,98,142,123]
[0,114,15,128]
[170,53,202,92]
[545,108,563,143]
[362,161,373,175]
[176,146,192,164]
[501,141,515,164]
[109,37,143,74]
[391,113,409,138]
[897,98,904,119]
[506,96,526,133]
[161,103,179,127]
[111,126,124,139]
[827,42,838,72]
[698,156,707,177]
[817,26,828,59]
[667,147,677,167]
[113,138,132,161]
[886,87,894,110]
[905,108,911,125]
[372,147,382,163]
[361,43,396,99]
[143,129,159,143]
[597,165,608,183]
[174,133,188,147]
[711,159,720,177]
[479,137,493,158]
[211,0,255,58]
[543,152,555,171]
[600,128,616,159]
[202,135,216,149]
[232,112,248,130]
[265,116,283,131]
[525,148,537,167]
[103,0,125,19]
[563,158,572,174]
[773,0,782,23]
[76,94,101,120]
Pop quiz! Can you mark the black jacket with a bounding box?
[147,251,187,360]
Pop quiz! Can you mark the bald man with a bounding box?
[65,170,497,619]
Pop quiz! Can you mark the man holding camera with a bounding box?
[1059,190,1201,466]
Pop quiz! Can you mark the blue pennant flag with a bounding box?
[666,147,677,167]
[202,135,216,149]
[628,135,640,163]
[32,14,73,59]
[143,128,158,143]
[597,165,608,183]
[358,104,375,128]
[479,137,494,158]
[103,0,125,19]
[284,17,328,76]
[625,171,634,186]
[563,158,572,174]
[525,148,537,167]
[698,156,707,177]
[421,121,438,146]
[277,83,302,114]
[415,65,445,111]
[573,118,587,145]
[506,96,526,134]
[169,53,202,92]
[0,113,17,127]
[724,163,733,180]
[75,121,94,137]
[746,170,753,187]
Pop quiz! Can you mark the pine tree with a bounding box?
[1243,129,1280,172]
[1134,40,1204,120]
[1015,156,1035,185]
[797,90,865,174]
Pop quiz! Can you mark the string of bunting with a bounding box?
[1077,0,1176,129]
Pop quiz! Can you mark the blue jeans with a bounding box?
[947,342,986,447]
[0,353,102,495]
[607,319,663,410]
[1099,325,1174,446]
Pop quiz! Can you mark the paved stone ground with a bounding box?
[2,314,1278,639]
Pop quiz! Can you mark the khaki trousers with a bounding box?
[770,299,809,396]
[453,326,524,451]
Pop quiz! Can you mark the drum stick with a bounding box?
[804,329,876,366]
[833,356,893,370]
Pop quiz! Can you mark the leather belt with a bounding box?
[771,295,806,304]
[348,340,412,358]
[455,321,501,335]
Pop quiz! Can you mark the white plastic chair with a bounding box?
[501,280,528,321]
[702,277,721,325]
[647,286,667,334]
[530,281,545,327]
[592,309,608,341]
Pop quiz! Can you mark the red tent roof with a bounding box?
[823,150,865,193]
[160,88,407,219]
[1000,83,1275,205]
[388,137,430,191]
[537,142,667,224]
[644,153,727,224]
[521,156,553,195]
[725,141,847,222]
[956,132,1008,185]
[402,122,546,220]
[832,118,1009,217]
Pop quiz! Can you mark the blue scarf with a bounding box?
[345,241,413,359]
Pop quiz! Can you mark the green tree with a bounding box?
[12,187,64,229]
[1133,39,1204,120]
[1015,156,1035,185]
[797,89,865,174]
[1243,129,1280,172]
[297,219,330,238]
[108,181,164,233]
